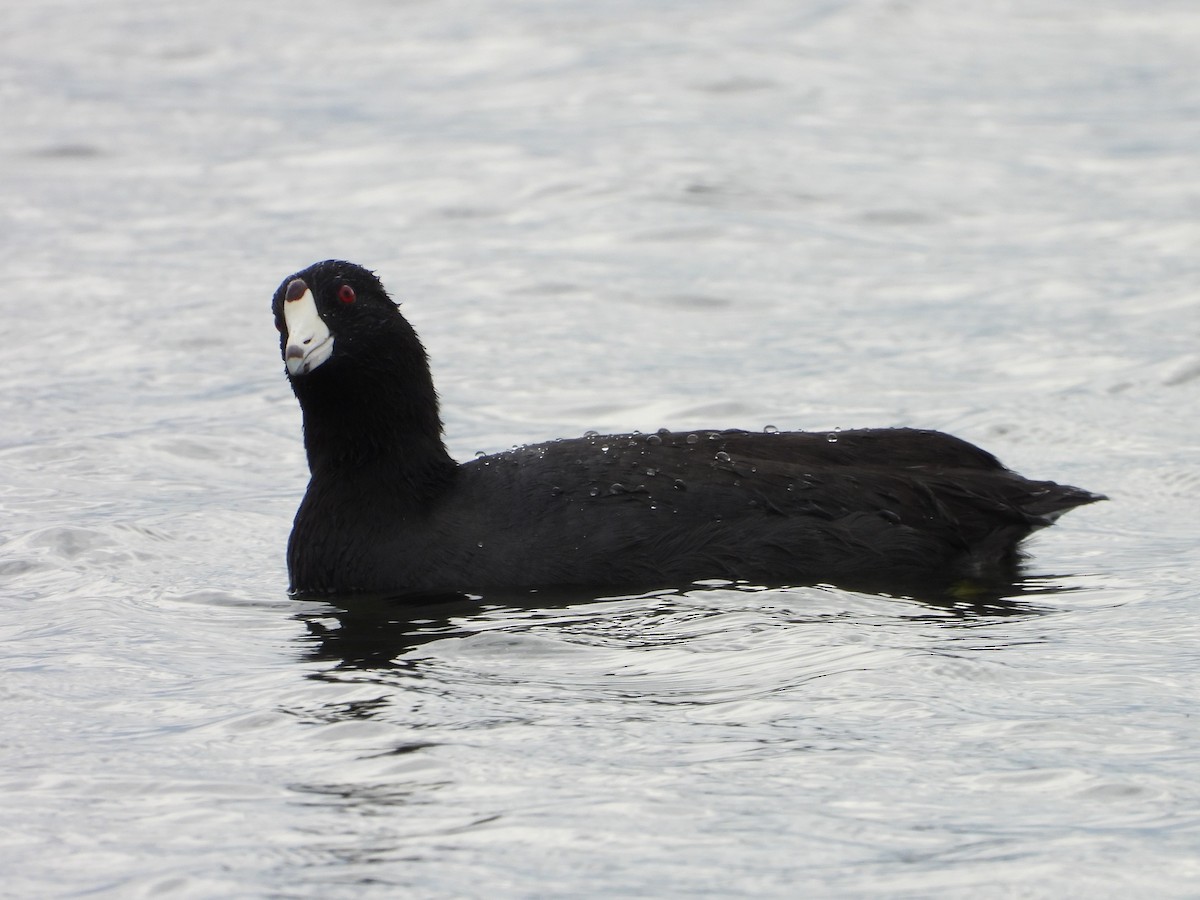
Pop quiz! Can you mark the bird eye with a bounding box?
[338,285,356,304]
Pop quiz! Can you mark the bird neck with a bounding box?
[293,362,458,508]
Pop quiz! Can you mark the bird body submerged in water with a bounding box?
[272,260,1103,598]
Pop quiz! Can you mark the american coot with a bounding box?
[273,259,1103,598]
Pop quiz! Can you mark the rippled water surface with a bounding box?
[3,0,1199,896]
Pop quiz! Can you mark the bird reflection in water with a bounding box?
[293,572,1078,675]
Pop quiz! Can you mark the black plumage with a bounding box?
[272,259,1103,598]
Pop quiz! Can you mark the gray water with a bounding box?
[3,0,1199,896]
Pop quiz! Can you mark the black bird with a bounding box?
[272,259,1103,599]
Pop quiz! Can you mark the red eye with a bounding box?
[338,285,356,304]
